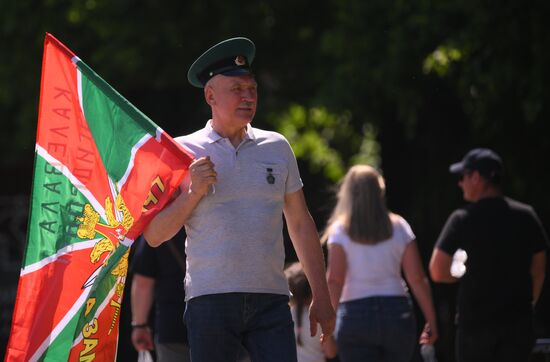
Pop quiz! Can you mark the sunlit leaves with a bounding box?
[423,45,463,77]
[269,104,381,182]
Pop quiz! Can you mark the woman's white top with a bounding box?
[327,215,415,303]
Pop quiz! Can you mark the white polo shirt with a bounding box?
[175,120,303,301]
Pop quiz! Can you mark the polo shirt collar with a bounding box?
[204,119,257,144]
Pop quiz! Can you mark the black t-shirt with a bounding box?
[131,229,187,344]
[436,196,548,328]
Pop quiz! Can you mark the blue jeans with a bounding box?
[335,296,416,362]
[184,293,297,362]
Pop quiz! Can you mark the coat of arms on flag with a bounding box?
[5,33,192,362]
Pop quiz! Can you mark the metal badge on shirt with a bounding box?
[266,168,275,184]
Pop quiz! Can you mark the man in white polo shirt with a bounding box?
[143,37,335,362]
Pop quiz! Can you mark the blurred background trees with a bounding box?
[2,0,549,360]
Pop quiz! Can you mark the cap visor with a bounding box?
[221,68,252,77]
[449,162,464,174]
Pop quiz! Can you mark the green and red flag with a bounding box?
[5,33,192,361]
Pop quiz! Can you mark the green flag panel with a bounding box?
[24,154,103,267]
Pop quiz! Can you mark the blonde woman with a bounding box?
[324,165,437,362]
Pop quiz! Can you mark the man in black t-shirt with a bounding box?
[130,229,190,362]
[430,148,547,362]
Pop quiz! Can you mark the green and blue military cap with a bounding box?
[187,37,256,88]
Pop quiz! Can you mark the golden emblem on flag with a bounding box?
[77,194,134,296]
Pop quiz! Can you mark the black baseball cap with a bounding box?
[449,148,503,179]
[187,37,256,88]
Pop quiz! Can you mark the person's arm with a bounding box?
[131,274,155,351]
[321,334,338,359]
[143,156,216,246]
[321,242,345,358]
[531,250,546,305]
[429,247,459,283]
[283,189,336,339]
[326,243,346,310]
[402,241,438,344]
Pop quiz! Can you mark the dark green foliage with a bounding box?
[2,0,549,241]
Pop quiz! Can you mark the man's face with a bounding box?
[458,169,477,202]
[207,74,258,127]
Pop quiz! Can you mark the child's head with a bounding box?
[285,262,312,306]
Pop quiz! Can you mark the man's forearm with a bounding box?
[283,189,335,335]
[131,274,155,325]
[283,190,331,299]
[290,220,330,300]
[144,189,203,246]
